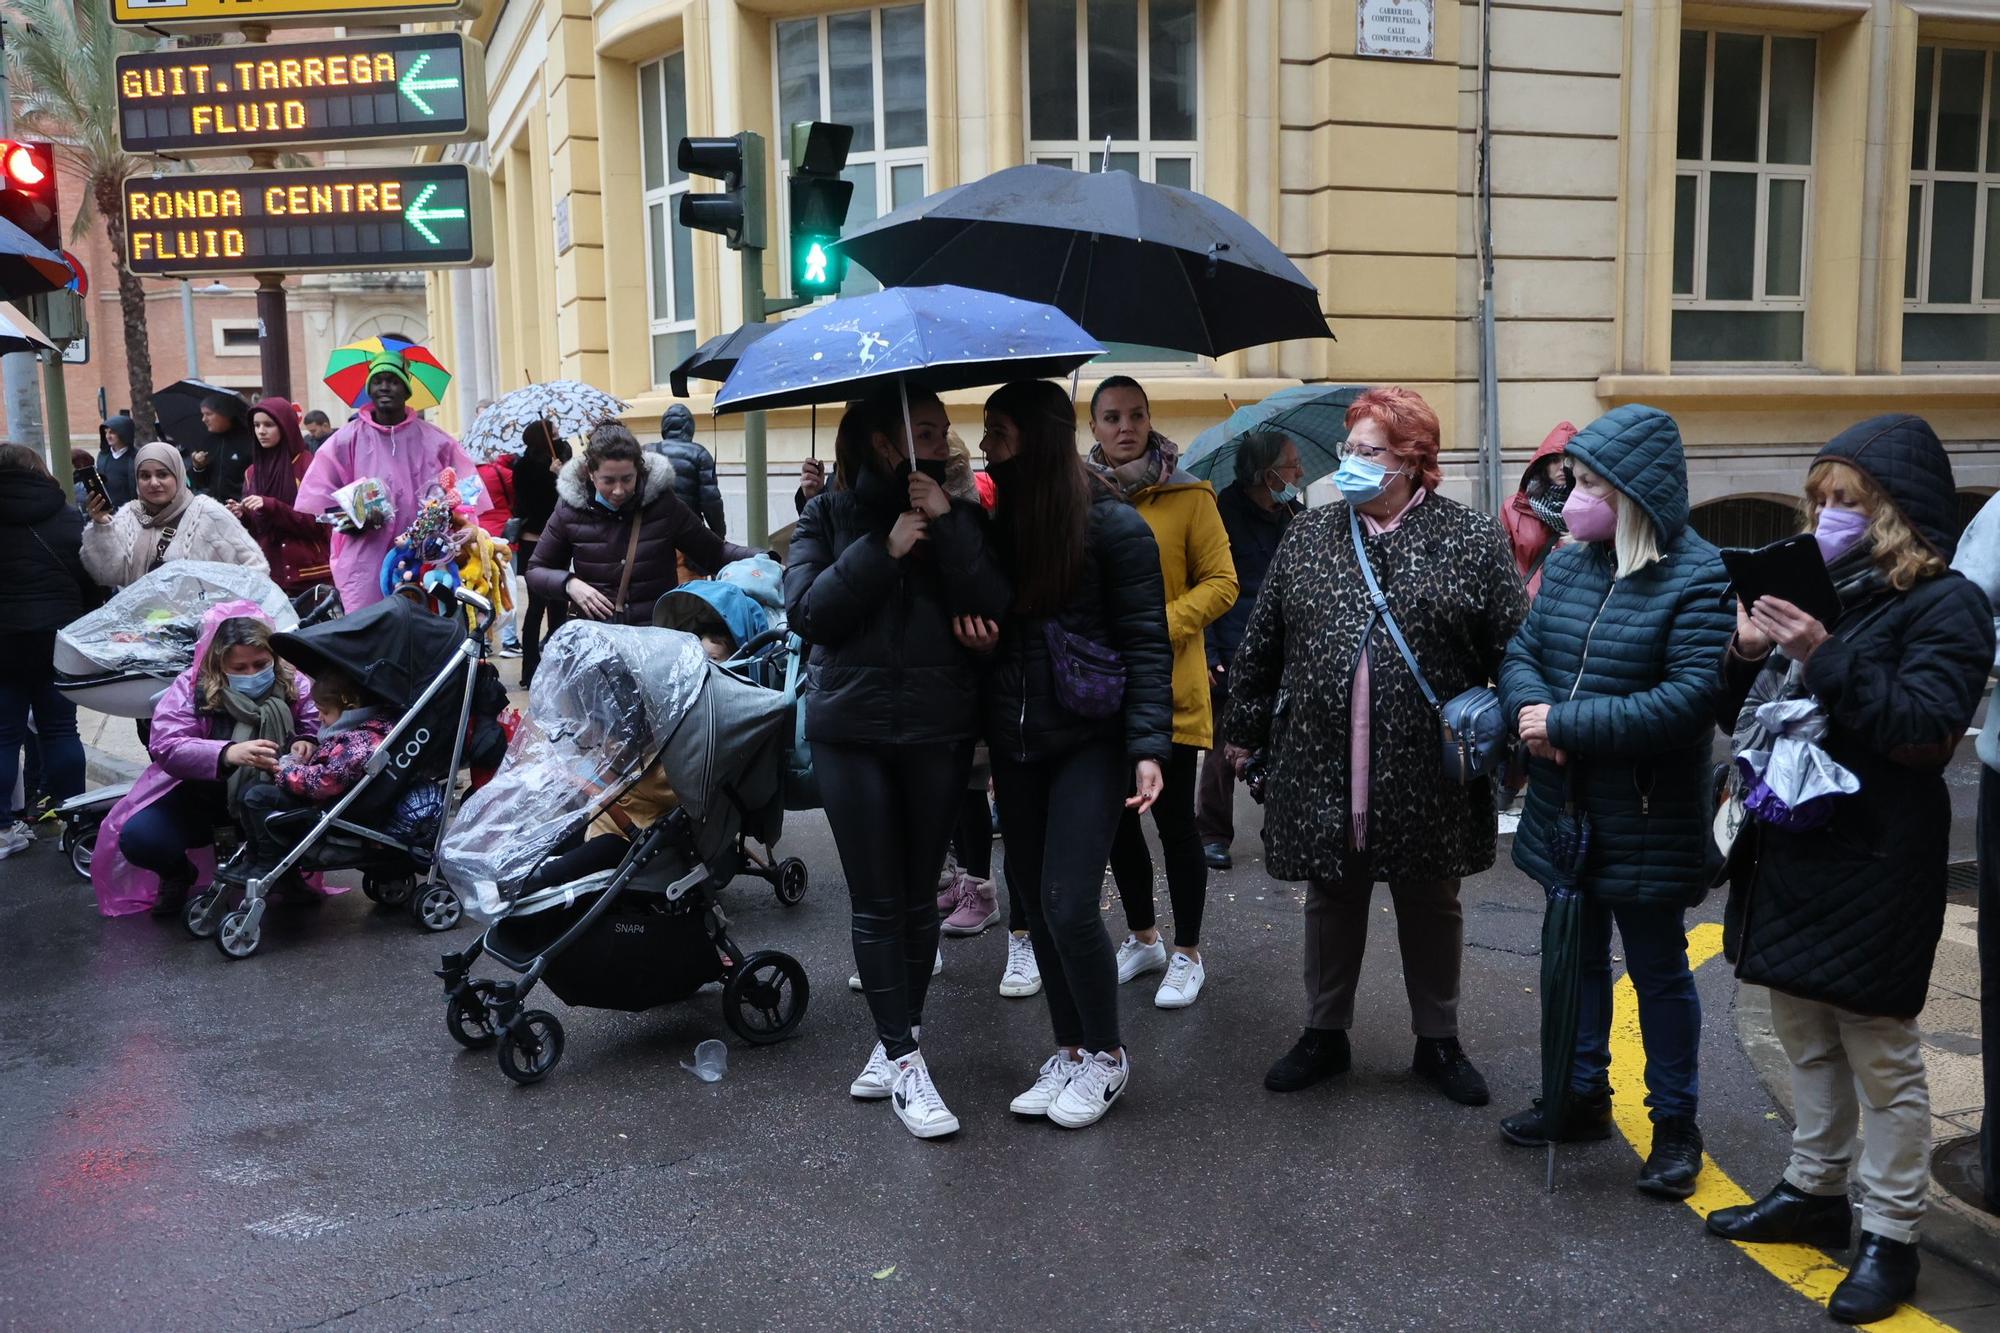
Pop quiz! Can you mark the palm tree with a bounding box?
[6,0,160,439]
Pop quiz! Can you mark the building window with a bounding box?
[639,50,696,387]
[1671,30,1816,364]
[1904,46,2000,364]
[1026,0,1198,361]
[214,319,261,358]
[774,4,927,298]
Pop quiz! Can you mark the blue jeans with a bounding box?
[1571,899,1701,1121]
[0,673,83,830]
[119,783,226,880]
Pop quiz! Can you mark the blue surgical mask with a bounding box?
[1332,455,1399,506]
[1267,474,1302,507]
[227,666,275,699]
[592,492,623,513]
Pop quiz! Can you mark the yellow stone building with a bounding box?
[426,0,2000,540]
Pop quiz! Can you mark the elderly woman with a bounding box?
[80,442,266,590]
[1226,386,1525,1104]
[1706,416,1992,1325]
[529,423,756,627]
[1497,404,1732,1200]
[1088,375,1237,1010]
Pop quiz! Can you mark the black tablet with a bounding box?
[1720,534,1842,628]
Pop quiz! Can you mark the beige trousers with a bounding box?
[1768,988,1931,1244]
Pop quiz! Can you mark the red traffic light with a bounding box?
[0,140,61,253]
[0,140,53,190]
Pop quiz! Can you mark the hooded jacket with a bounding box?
[1500,421,1578,597]
[1721,414,1994,1018]
[96,415,139,509]
[527,451,756,626]
[476,455,516,537]
[1121,467,1238,748]
[0,467,94,668]
[1500,405,1734,905]
[653,404,727,538]
[238,396,331,594]
[784,461,1011,747]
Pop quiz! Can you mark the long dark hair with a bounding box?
[832,385,944,491]
[986,380,1089,616]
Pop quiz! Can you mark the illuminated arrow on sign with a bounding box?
[397,53,460,117]
[405,183,466,245]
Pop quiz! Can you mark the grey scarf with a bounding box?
[217,684,296,810]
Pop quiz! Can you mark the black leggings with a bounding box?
[1109,742,1207,949]
[516,539,569,687]
[992,740,1126,1054]
[953,787,993,880]
[816,739,974,1059]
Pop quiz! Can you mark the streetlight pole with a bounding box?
[0,18,43,452]
[181,279,199,378]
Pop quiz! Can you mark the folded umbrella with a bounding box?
[460,380,629,462]
[830,164,1332,358]
[1537,788,1593,1192]
[671,322,777,399]
[1181,383,1370,486]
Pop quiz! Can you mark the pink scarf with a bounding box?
[1349,486,1428,850]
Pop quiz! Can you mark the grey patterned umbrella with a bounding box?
[460,380,628,461]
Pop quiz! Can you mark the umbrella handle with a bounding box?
[899,376,916,470]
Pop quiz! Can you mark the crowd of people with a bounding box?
[1,364,1992,1326]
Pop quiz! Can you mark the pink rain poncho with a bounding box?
[92,601,324,917]
[295,408,488,613]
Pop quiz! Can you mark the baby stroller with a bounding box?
[54,574,340,881]
[184,589,493,959]
[434,622,809,1085]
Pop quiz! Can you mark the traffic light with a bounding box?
[787,121,853,297]
[677,133,764,251]
[0,140,60,252]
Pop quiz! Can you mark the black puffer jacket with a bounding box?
[784,463,1010,746]
[1719,414,1995,1018]
[0,469,95,683]
[983,490,1174,765]
[97,415,138,509]
[653,405,726,537]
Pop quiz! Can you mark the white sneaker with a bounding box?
[889,1051,960,1139]
[1154,953,1205,1009]
[1049,1049,1130,1129]
[850,949,944,992]
[0,824,31,859]
[1009,1051,1083,1116]
[1115,934,1168,984]
[850,1042,894,1099]
[999,932,1042,998]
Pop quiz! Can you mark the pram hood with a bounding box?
[653,580,768,648]
[55,561,295,682]
[439,622,791,904]
[271,595,464,711]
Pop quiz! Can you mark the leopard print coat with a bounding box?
[1225,495,1528,884]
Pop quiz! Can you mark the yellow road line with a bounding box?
[1606,921,1954,1332]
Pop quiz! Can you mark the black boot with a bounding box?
[1499,1092,1613,1146]
[1635,1116,1704,1198]
[1264,1028,1351,1092]
[1705,1180,1851,1249]
[150,866,195,918]
[1828,1232,1919,1324]
[1411,1037,1490,1106]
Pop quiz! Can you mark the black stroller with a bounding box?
[435,622,809,1085]
[185,589,497,959]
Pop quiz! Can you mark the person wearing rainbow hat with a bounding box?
[297,350,487,613]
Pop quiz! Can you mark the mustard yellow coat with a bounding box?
[1128,474,1239,749]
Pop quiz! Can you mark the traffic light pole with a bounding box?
[741,245,769,547]
[0,22,44,455]
[40,334,69,493]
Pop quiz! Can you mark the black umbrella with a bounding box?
[670,321,777,398]
[151,378,242,450]
[1537,783,1593,1191]
[829,164,1333,358]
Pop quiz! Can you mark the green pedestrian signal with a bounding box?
[786,121,854,297]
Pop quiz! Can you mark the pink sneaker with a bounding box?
[935,873,963,917]
[940,875,999,936]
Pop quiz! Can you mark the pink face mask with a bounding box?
[1561,488,1617,542]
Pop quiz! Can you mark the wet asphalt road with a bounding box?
[0,785,1993,1332]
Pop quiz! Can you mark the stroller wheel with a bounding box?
[445,985,499,1050]
[411,883,463,933]
[68,826,97,881]
[497,1010,564,1085]
[365,875,415,907]
[773,858,809,908]
[723,950,810,1045]
[215,908,261,960]
[183,888,225,940]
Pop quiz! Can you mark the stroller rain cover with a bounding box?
[55,561,295,681]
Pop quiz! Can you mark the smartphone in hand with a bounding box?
[76,465,111,509]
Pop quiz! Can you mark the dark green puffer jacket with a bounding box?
[1499,404,1734,904]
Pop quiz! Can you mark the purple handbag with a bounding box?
[1043,620,1125,719]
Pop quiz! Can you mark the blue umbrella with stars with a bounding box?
[712,285,1103,464]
